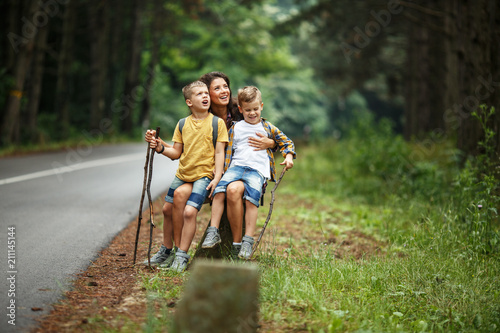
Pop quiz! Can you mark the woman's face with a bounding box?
[209,77,230,107]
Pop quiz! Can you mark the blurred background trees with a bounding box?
[1,0,499,158]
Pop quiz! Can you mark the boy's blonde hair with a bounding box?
[182,80,207,100]
[237,86,262,106]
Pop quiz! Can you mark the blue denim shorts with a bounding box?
[165,176,211,211]
[214,165,266,207]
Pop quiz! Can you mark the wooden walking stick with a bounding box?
[132,127,160,266]
[132,144,150,265]
[251,167,287,258]
[146,127,160,267]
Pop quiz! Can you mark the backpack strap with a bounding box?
[178,117,187,134]
[212,115,219,148]
[179,116,219,148]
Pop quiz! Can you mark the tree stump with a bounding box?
[194,200,245,259]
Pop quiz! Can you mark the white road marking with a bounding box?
[0,153,145,186]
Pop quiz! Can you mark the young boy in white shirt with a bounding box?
[202,86,296,259]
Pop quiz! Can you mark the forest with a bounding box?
[1,0,499,157]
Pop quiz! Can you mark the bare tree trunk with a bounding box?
[2,0,20,72]
[139,0,162,130]
[403,0,447,140]
[1,0,38,145]
[25,24,48,142]
[56,0,76,140]
[107,0,126,123]
[490,0,500,156]
[454,0,496,156]
[121,0,143,135]
[88,0,110,130]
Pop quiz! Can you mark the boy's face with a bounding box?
[186,86,210,112]
[238,99,263,125]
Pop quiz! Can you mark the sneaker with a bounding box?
[238,236,255,260]
[230,244,242,261]
[170,251,190,273]
[143,244,170,265]
[201,226,221,248]
[159,247,177,268]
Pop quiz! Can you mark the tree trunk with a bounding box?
[403,0,447,140]
[106,0,126,123]
[88,0,110,130]
[55,0,76,140]
[454,0,498,156]
[2,0,20,72]
[121,0,143,135]
[1,0,39,145]
[139,0,162,130]
[194,201,245,259]
[25,24,49,143]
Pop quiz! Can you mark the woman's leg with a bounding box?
[226,180,245,243]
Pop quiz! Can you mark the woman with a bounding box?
[146,72,275,266]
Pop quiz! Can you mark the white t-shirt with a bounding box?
[230,121,271,179]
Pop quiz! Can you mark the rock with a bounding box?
[173,260,259,333]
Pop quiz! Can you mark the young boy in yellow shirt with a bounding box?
[145,80,228,272]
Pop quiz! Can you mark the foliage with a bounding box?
[450,105,500,254]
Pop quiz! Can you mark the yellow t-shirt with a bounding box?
[172,113,228,182]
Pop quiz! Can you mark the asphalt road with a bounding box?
[0,143,177,332]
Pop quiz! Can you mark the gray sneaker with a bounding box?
[170,251,190,273]
[201,226,221,248]
[159,247,177,268]
[238,236,255,260]
[143,244,170,265]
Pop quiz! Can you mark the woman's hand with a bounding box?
[248,132,275,151]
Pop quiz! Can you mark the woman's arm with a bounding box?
[247,132,276,151]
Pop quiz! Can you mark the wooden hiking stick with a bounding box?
[132,144,150,265]
[251,167,287,258]
[146,127,160,267]
[132,127,160,266]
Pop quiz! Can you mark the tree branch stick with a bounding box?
[146,127,160,267]
[132,144,150,265]
[251,168,287,258]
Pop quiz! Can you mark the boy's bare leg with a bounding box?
[178,205,199,252]
[162,202,174,249]
[172,183,192,247]
[244,200,258,238]
[226,181,245,243]
[210,193,225,229]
